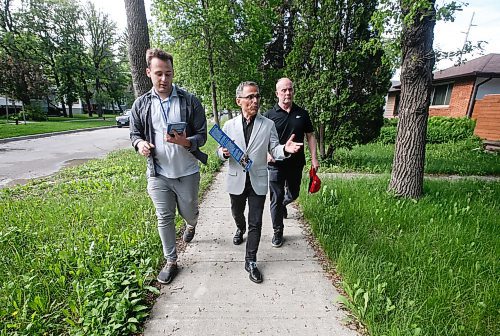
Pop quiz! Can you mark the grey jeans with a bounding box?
[147,172,200,262]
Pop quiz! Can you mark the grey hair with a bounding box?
[276,77,293,90]
[236,81,259,98]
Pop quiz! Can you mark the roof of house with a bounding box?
[433,53,500,81]
[389,80,400,92]
[387,54,500,93]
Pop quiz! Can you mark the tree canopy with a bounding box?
[0,0,133,117]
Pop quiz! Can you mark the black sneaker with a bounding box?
[183,225,196,243]
[244,261,263,283]
[272,231,283,248]
[157,262,178,284]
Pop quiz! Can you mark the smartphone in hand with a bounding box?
[166,122,187,136]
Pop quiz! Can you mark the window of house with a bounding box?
[431,83,453,106]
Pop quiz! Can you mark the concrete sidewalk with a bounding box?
[144,165,360,336]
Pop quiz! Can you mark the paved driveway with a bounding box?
[0,127,131,188]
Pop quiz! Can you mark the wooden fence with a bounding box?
[472,94,500,141]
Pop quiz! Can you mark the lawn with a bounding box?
[0,135,222,335]
[0,118,116,139]
[321,139,500,176]
[299,176,499,336]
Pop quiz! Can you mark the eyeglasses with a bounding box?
[238,94,261,100]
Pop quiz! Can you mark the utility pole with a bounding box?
[458,12,476,64]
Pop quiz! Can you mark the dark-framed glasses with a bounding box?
[238,94,261,100]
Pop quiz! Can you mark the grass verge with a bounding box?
[0,119,115,139]
[299,176,499,336]
[0,136,222,335]
[321,139,500,176]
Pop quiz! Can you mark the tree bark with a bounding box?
[124,0,151,97]
[202,0,219,126]
[114,99,123,113]
[388,0,436,198]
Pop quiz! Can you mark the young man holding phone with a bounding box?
[130,48,207,285]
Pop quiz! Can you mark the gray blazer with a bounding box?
[217,114,287,195]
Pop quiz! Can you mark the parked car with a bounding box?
[116,109,131,128]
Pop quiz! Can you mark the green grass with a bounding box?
[299,177,499,336]
[0,136,222,335]
[321,139,500,176]
[0,119,116,139]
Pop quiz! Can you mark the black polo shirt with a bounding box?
[264,102,313,167]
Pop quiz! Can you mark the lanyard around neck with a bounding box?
[155,91,173,125]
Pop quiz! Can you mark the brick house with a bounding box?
[384,53,500,141]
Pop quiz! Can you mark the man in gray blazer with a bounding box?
[217,81,302,283]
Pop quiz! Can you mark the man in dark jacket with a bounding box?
[130,48,207,285]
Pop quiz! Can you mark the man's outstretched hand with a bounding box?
[284,134,303,154]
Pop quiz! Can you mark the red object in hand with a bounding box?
[308,167,321,194]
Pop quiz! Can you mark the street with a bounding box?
[0,127,131,188]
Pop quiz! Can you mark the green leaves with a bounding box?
[0,139,224,335]
[0,0,130,117]
[301,176,500,335]
[286,0,392,157]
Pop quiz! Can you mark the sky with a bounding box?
[91,0,500,72]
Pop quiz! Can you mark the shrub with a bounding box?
[24,105,48,121]
[377,125,398,145]
[383,117,399,127]
[426,116,476,143]
[376,116,476,144]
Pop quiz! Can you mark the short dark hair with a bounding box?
[146,48,174,68]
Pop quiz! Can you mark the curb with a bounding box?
[0,126,118,144]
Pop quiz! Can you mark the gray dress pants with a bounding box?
[147,172,200,262]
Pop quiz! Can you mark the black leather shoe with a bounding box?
[272,231,283,248]
[245,261,263,283]
[157,262,178,284]
[233,229,245,245]
[283,205,288,219]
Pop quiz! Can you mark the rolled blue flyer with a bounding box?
[209,124,253,171]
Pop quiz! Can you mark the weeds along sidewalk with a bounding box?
[320,172,500,182]
[143,165,359,336]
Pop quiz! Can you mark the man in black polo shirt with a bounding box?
[264,78,320,247]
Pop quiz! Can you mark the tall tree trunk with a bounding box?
[388,0,436,198]
[202,0,219,126]
[124,0,151,97]
[208,57,219,125]
[115,99,123,113]
[95,76,103,118]
[60,99,67,117]
[79,68,93,117]
[6,97,9,123]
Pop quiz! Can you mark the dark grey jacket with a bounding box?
[130,87,208,177]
